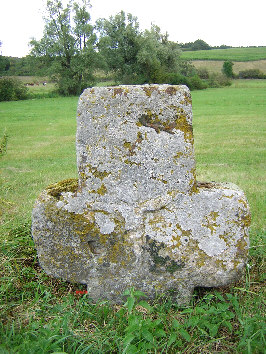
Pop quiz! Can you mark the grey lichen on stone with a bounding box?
[32,84,251,304]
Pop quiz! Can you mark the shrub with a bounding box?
[197,68,210,79]
[166,73,190,86]
[166,73,207,90]
[187,75,208,90]
[222,61,234,78]
[238,69,266,79]
[207,73,232,87]
[0,77,29,101]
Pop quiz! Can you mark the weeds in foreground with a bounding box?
[0,130,8,157]
[0,222,265,353]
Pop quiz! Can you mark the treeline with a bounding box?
[0,0,233,97]
[0,56,49,77]
[179,39,232,51]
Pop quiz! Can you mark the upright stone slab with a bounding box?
[32,85,251,304]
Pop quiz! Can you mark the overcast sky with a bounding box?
[0,0,265,57]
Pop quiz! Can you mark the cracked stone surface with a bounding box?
[32,85,251,304]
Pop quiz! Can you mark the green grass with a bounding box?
[0,80,265,352]
[181,47,266,61]
[192,60,266,75]
[0,97,78,228]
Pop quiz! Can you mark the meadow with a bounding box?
[180,47,266,61]
[0,80,265,353]
[192,60,266,75]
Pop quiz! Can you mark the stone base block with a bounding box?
[32,179,250,304]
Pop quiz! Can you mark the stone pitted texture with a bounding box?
[32,85,251,304]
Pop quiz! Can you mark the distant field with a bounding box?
[192,59,266,74]
[181,47,266,61]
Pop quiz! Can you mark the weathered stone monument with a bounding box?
[32,85,250,303]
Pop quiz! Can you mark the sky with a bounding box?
[0,0,265,57]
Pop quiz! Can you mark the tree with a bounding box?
[0,40,11,75]
[222,60,234,78]
[30,0,97,95]
[96,13,182,84]
[96,11,141,83]
[180,39,211,51]
[191,39,211,51]
[136,25,181,83]
[0,56,10,75]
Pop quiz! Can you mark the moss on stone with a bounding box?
[46,179,79,199]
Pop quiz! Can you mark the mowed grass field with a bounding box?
[192,59,266,75]
[181,47,266,61]
[0,80,265,352]
[181,46,266,75]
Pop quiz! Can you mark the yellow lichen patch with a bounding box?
[112,87,124,97]
[172,234,182,248]
[123,133,143,156]
[112,87,129,97]
[167,189,180,198]
[189,168,197,193]
[195,249,208,268]
[215,259,227,270]
[175,223,192,237]
[97,184,107,195]
[180,92,192,105]
[175,115,193,142]
[177,238,209,268]
[239,198,248,208]
[109,243,121,263]
[124,159,140,166]
[137,131,143,140]
[148,214,166,230]
[174,152,183,160]
[138,106,193,139]
[86,164,110,180]
[236,237,248,256]
[202,211,220,234]
[240,209,251,228]
[138,111,175,135]
[218,232,231,247]
[46,179,79,199]
[142,86,159,97]
[165,86,177,95]
[123,141,132,149]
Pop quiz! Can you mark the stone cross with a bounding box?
[32,85,250,304]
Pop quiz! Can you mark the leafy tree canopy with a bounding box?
[96,11,141,82]
[96,12,183,84]
[29,2,209,94]
[30,0,97,95]
[180,39,211,51]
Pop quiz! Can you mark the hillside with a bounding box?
[180,47,266,75]
[192,60,266,75]
[180,47,266,61]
